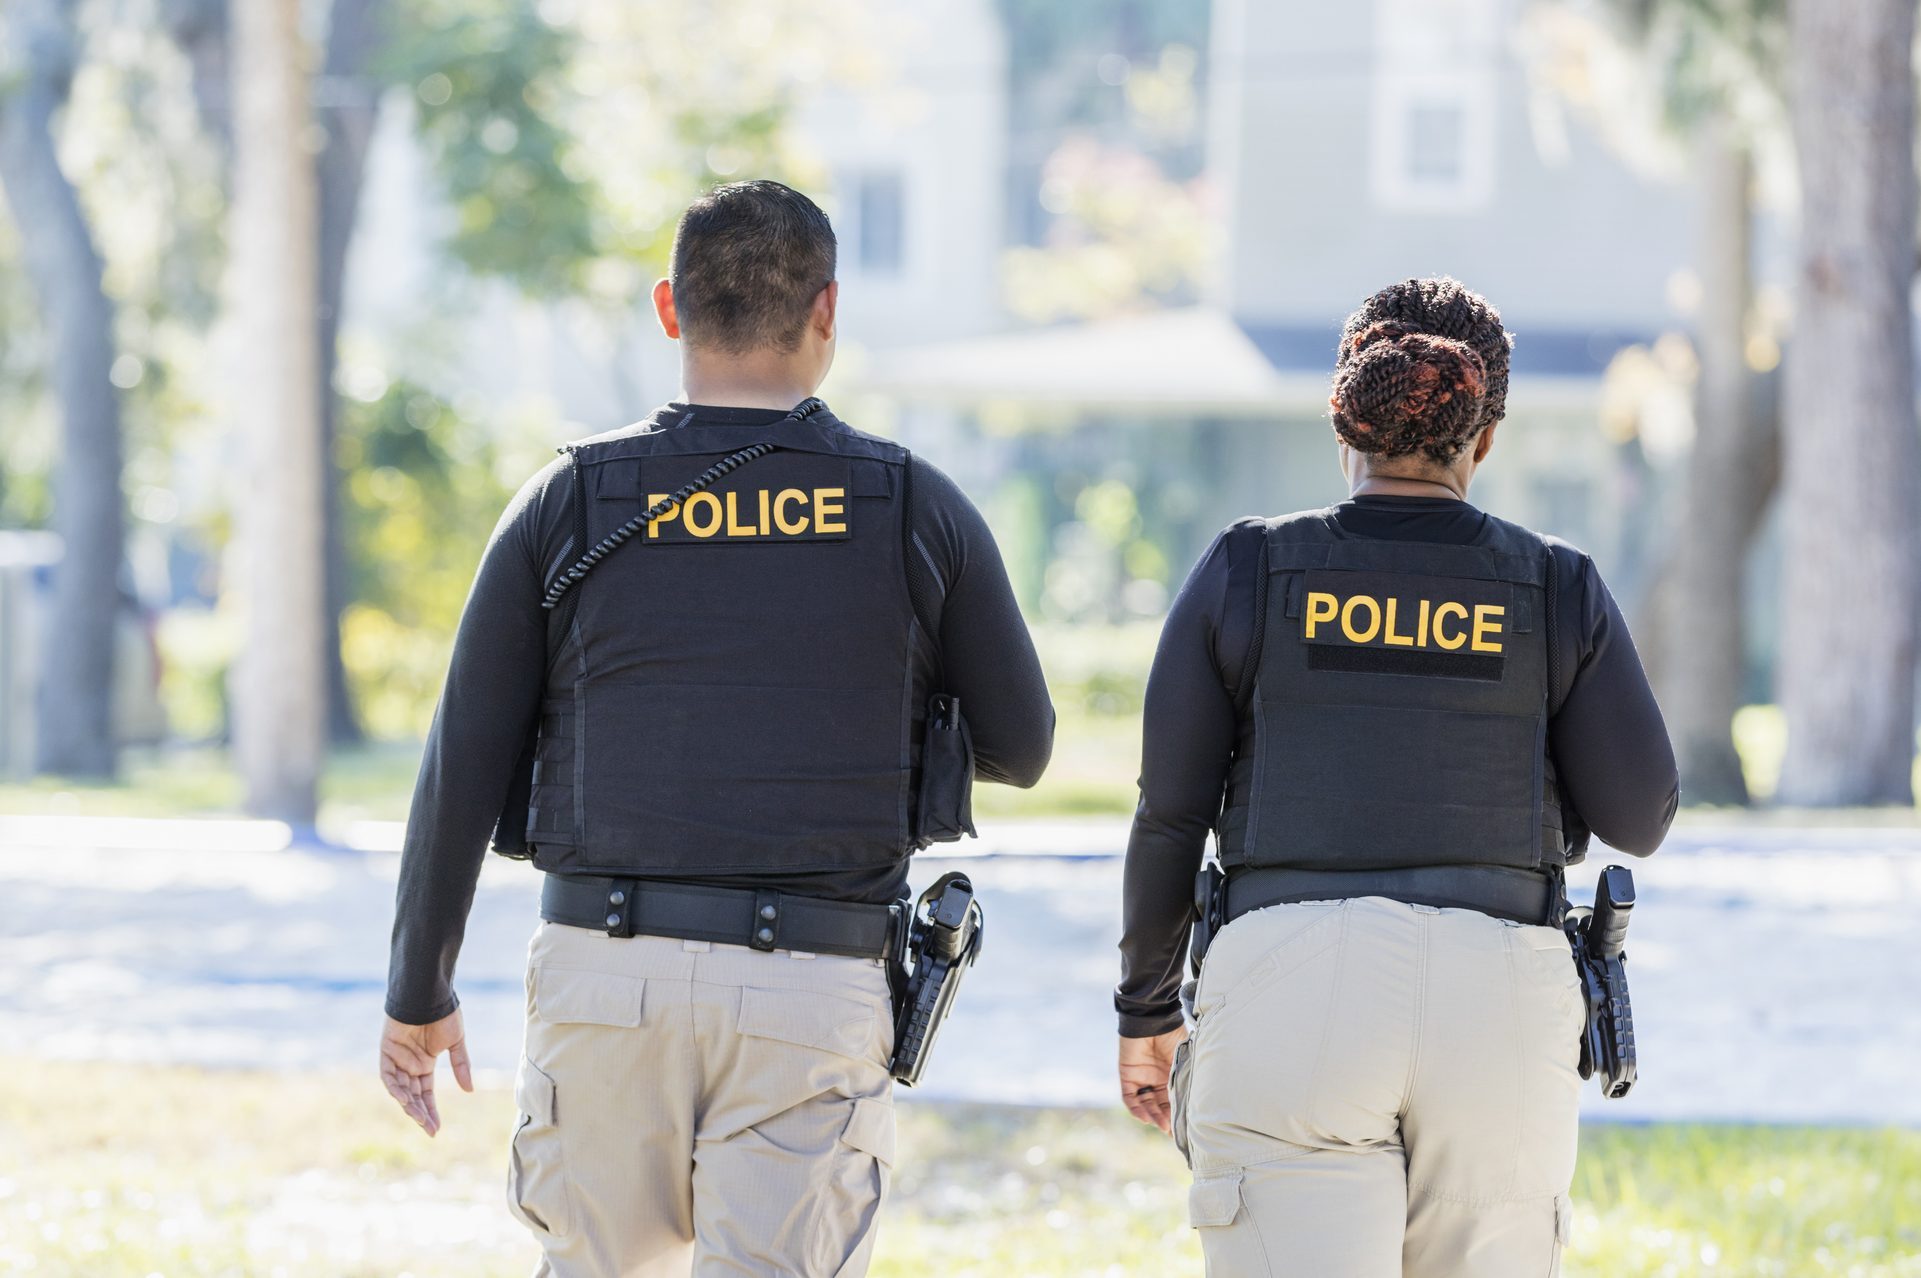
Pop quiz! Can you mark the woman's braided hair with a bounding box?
[1328,277,1513,464]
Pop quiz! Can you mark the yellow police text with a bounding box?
[646,487,848,539]
[1303,590,1505,653]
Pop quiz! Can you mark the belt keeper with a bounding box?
[750,889,781,952]
[604,878,638,939]
[887,900,911,963]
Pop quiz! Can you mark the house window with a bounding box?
[854,171,904,275]
[1371,0,1496,212]
[1405,101,1467,185]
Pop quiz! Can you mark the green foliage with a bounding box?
[1530,0,1789,162]
[0,8,226,534]
[0,215,49,526]
[383,0,603,297]
[995,0,1209,85]
[337,379,515,737]
[991,0,1213,318]
[1002,136,1212,323]
[154,607,235,742]
[1606,0,1787,138]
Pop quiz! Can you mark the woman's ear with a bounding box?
[1472,421,1499,463]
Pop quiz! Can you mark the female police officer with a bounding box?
[1116,277,1678,1277]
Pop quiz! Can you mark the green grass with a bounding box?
[1,679,1915,828]
[0,712,1149,828]
[1,1060,1915,1277]
[0,742,428,824]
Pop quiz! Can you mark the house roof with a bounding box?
[852,305,1659,416]
[854,307,1309,413]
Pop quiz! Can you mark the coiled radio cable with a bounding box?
[540,396,826,611]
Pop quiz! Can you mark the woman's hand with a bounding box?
[1119,1026,1189,1135]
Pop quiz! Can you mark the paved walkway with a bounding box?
[2,815,1917,1123]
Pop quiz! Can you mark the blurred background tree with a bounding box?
[1523,0,1787,805]
[0,0,128,779]
[1775,0,1919,805]
[0,0,1915,816]
[0,0,865,813]
[228,0,325,822]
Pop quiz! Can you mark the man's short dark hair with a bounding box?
[669,180,837,353]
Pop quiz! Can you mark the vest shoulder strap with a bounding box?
[1263,537,1549,588]
[1261,504,1553,584]
[900,451,941,646]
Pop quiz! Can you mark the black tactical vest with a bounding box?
[522,408,926,878]
[1216,507,1567,872]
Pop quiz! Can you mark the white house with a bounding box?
[858,0,1711,602]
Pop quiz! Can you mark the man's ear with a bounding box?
[811,280,838,342]
[1473,420,1499,463]
[653,278,681,340]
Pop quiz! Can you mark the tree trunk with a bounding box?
[230,0,326,823]
[1662,127,1779,806]
[1776,0,1921,806]
[0,0,125,779]
[317,0,381,746]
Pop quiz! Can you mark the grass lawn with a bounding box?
[4,712,1917,830]
[0,709,1149,829]
[2,1060,1915,1277]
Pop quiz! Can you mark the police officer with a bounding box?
[380,180,1054,1277]
[1116,277,1679,1276]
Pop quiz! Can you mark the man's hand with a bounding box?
[1119,1026,1188,1135]
[379,1009,473,1137]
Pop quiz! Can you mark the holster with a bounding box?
[913,694,976,848]
[1568,865,1638,1099]
[889,872,984,1087]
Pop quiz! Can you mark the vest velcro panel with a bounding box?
[1223,521,1554,874]
[529,418,920,877]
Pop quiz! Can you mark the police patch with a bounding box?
[635,452,854,545]
[1297,569,1509,681]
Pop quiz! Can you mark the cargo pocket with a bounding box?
[738,985,888,1069]
[817,1096,895,1278]
[1169,1036,1195,1168]
[1548,1194,1572,1276]
[507,1058,572,1238]
[533,964,645,1028]
[1187,1169,1244,1230]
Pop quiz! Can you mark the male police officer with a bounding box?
[380,180,1054,1277]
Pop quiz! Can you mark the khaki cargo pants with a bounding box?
[509,921,897,1278]
[1172,896,1585,1278]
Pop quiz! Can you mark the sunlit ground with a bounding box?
[2,1060,1916,1278]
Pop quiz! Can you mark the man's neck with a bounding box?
[679,355,818,412]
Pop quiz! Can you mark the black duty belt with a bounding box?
[1225,863,1562,928]
[541,873,907,961]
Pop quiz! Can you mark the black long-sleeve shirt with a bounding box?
[387,403,1055,1025]
[1116,495,1679,1037]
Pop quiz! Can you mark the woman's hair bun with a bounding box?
[1328,321,1490,463]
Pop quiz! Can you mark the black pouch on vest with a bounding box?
[914,694,977,847]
